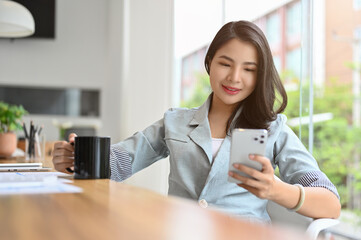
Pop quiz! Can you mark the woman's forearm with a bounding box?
[270,181,341,219]
[298,187,341,219]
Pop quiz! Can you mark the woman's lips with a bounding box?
[222,85,240,95]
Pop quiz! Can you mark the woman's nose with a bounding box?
[228,68,242,83]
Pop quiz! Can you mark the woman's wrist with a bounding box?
[268,179,303,210]
[287,184,305,211]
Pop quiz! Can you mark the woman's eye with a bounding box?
[220,62,231,67]
[245,68,256,72]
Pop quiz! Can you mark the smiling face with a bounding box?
[209,38,258,110]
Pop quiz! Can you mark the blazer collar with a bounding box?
[189,94,212,126]
[190,93,243,132]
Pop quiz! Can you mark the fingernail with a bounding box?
[249,154,255,159]
[228,171,233,176]
[233,163,240,168]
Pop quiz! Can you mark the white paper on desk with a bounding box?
[0,172,82,195]
[0,171,73,183]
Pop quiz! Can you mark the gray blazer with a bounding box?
[110,95,338,221]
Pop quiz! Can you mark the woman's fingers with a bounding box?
[52,148,74,157]
[53,141,74,153]
[54,162,74,173]
[52,137,76,173]
[229,155,276,199]
[52,155,74,164]
[232,163,264,179]
[247,154,273,173]
[230,154,273,177]
[228,171,263,188]
[68,133,77,143]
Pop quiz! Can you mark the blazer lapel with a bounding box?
[200,103,243,188]
[188,95,213,164]
[204,136,231,184]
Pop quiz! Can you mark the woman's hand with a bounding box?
[228,154,276,199]
[52,133,77,173]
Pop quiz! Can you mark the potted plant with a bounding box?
[0,101,28,157]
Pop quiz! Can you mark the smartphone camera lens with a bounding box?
[254,138,258,141]
[260,135,265,138]
[260,140,264,144]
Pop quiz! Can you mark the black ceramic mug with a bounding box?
[67,136,111,179]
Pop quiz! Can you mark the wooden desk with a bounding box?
[0,179,309,240]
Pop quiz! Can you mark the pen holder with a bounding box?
[25,134,45,163]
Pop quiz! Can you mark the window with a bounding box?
[354,0,361,10]
[273,55,282,73]
[174,0,222,106]
[286,47,301,77]
[266,13,281,49]
[286,1,301,45]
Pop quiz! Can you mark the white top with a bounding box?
[212,138,225,160]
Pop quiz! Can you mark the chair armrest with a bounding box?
[306,218,339,240]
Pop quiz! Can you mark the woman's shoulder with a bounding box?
[164,106,198,117]
[268,114,303,146]
[163,106,199,124]
[161,107,200,136]
[269,114,287,130]
[268,114,292,137]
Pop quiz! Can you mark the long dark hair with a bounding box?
[204,20,287,132]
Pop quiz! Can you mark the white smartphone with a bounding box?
[228,128,268,183]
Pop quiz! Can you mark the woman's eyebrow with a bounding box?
[244,61,258,67]
[218,55,234,62]
[218,55,258,66]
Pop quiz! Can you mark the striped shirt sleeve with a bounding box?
[297,170,340,199]
[109,144,132,182]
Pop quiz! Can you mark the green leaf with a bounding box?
[0,101,28,133]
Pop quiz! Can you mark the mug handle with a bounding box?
[66,141,75,173]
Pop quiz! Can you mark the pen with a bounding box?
[35,131,42,158]
[38,125,43,136]
[22,122,29,139]
[32,124,37,159]
[29,121,34,158]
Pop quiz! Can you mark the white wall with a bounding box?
[0,0,107,88]
[0,0,111,141]
[0,0,173,195]
[119,0,173,194]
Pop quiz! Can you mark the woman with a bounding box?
[53,20,341,221]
